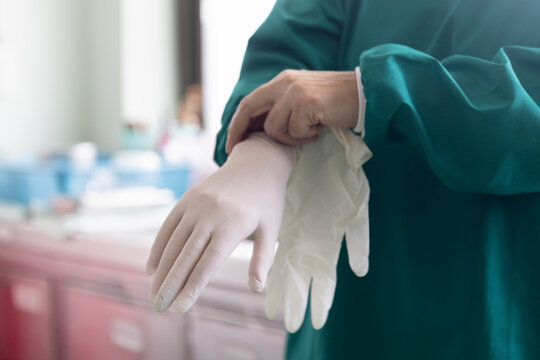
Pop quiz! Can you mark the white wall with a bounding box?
[82,0,123,153]
[0,0,87,158]
[0,0,6,101]
[201,0,276,135]
[121,0,178,127]
[0,0,178,158]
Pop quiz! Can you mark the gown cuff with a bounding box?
[353,66,367,138]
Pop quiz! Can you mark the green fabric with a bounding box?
[214,0,540,358]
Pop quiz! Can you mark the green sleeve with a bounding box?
[360,44,540,195]
[213,0,342,166]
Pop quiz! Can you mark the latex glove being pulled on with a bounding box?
[146,133,295,313]
[266,128,372,333]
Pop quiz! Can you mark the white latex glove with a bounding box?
[265,128,371,333]
[146,133,295,313]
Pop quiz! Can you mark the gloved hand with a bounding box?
[265,128,371,333]
[146,133,296,313]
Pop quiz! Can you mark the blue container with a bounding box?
[0,162,59,207]
[112,164,190,198]
[114,168,161,188]
[55,165,95,197]
[55,162,191,199]
[159,165,191,198]
[0,159,191,206]
[0,164,9,201]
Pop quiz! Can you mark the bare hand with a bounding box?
[226,69,358,153]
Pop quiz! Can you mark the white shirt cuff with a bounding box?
[353,66,367,137]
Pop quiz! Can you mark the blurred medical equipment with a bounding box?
[0,146,190,214]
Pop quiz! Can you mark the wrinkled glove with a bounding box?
[265,128,371,333]
[146,133,295,314]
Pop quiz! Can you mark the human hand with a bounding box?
[225,70,359,153]
[146,133,295,314]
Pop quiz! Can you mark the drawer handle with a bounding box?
[11,282,43,314]
[218,343,257,360]
[109,318,145,354]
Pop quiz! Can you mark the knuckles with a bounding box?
[237,97,252,113]
[278,69,297,82]
[278,70,326,124]
[288,80,308,96]
[204,245,224,260]
[184,187,256,225]
[309,107,326,126]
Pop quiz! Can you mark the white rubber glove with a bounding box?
[265,128,371,333]
[146,133,296,313]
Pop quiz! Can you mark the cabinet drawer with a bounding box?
[186,308,286,360]
[0,276,54,360]
[61,287,186,360]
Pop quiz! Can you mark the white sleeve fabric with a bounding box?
[353,66,367,137]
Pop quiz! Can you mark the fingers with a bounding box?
[151,223,208,311]
[226,84,277,154]
[265,267,285,320]
[262,101,321,146]
[310,272,337,330]
[288,108,324,140]
[262,104,319,146]
[344,172,370,277]
[262,99,291,144]
[265,242,291,320]
[226,78,323,152]
[149,216,193,302]
[146,201,185,275]
[248,227,276,293]
[344,210,370,277]
[283,269,311,333]
[174,233,237,314]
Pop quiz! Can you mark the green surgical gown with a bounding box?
[214,0,540,358]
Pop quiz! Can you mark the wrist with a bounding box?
[347,70,360,129]
[330,71,359,129]
[226,132,296,180]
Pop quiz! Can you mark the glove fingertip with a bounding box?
[249,276,264,293]
[264,272,285,321]
[265,298,279,320]
[350,256,369,277]
[311,307,329,330]
[285,316,303,334]
[146,263,157,276]
[284,293,308,334]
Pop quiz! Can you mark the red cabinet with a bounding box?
[0,225,286,360]
[0,276,55,360]
[61,287,186,360]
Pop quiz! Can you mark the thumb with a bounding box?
[248,226,277,292]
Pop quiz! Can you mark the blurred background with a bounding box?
[0,0,285,359]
